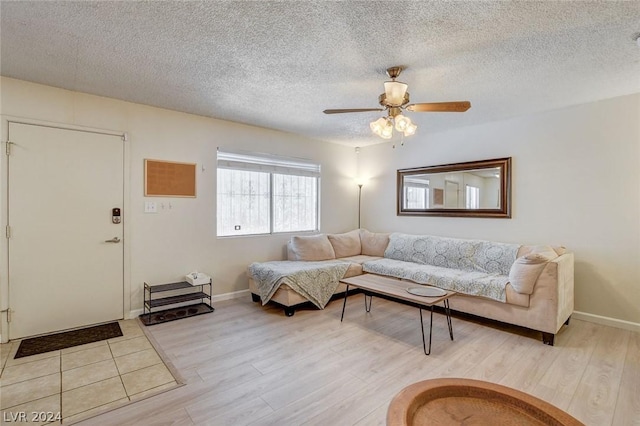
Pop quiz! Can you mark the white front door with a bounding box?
[7,123,124,339]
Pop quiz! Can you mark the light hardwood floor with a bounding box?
[78,295,640,426]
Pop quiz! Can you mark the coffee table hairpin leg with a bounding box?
[364,293,373,312]
[420,300,454,356]
[419,307,434,355]
[341,285,374,320]
[444,299,454,340]
[340,284,350,322]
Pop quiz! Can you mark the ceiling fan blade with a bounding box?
[323,108,384,114]
[406,101,471,113]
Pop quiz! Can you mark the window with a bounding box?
[217,149,320,236]
[405,186,429,209]
[403,177,429,209]
[273,173,318,233]
[465,185,480,209]
[217,169,270,236]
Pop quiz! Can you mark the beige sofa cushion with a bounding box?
[328,230,362,258]
[505,284,530,308]
[360,229,390,256]
[290,234,336,261]
[339,254,383,264]
[509,253,552,294]
[340,254,384,277]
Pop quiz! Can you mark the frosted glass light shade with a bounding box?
[384,81,408,106]
[380,120,394,139]
[394,114,412,132]
[370,117,387,135]
[403,123,418,136]
[371,114,416,140]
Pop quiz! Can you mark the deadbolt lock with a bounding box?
[112,208,121,224]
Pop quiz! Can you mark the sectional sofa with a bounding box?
[248,229,574,345]
[248,229,387,315]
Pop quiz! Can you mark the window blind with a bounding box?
[217,148,321,177]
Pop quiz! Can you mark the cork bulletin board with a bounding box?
[433,188,444,206]
[144,159,197,197]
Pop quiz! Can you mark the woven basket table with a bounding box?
[387,378,584,426]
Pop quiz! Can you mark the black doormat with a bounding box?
[14,322,122,359]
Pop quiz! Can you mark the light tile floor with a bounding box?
[0,320,179,425]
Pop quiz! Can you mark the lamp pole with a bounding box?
[358,184,363,229]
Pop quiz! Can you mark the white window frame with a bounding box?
[216,148,320,237]
[465,184,480,209]
[403,177,430,209]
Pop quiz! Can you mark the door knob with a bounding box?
[105,237,121,243]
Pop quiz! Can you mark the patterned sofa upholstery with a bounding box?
[365,233,574,345]
[247,229,387,316]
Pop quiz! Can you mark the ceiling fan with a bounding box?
[323,66,471,139]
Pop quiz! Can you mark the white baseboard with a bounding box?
[128,289,250,319]
[128,309,144,319]
[212,289,250,302]
[573,311,640,333]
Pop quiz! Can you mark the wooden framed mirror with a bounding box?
[397,157,511,218]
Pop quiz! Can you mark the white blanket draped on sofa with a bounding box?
[363,233,520,302]
[248,260,350,309]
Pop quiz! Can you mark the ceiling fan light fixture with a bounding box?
[380,131,393,140]
[324,65,469,144]
[394,114,412,132]
[370,115,416,139]
[403,123,418,137]
[370,117,387,135]
[380,119,394,139]
[384,81,408,106]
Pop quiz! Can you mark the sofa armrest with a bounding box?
[527,252,574,334]
[551,252,575,328]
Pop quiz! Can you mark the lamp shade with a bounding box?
[403,122,418,136]
[355,176,368,186]
[380,120,394,139]
[371,114,417,140]
[394,114,412,132]
[384,81,408,106]
[370,117,387,135]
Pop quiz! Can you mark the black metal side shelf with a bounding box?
[140,280,214,326]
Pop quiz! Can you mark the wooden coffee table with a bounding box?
[340,274,455,355]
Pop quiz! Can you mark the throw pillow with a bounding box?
[327,230,362,258]
[360,229,390,257]
[552,246,567,256]
[291,234,336,261]
[508,253,549,294]
[530,245,559,261]
[516,245,560,260]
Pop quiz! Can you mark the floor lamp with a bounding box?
[357,183,363,229]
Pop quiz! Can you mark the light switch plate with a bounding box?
[144,201,157,213]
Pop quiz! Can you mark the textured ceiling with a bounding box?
[1,1,639,147]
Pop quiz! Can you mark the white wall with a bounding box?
[0,77,359,315]
[359,93,640,324]
[482,176,500,209]
[3,77,638,325]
